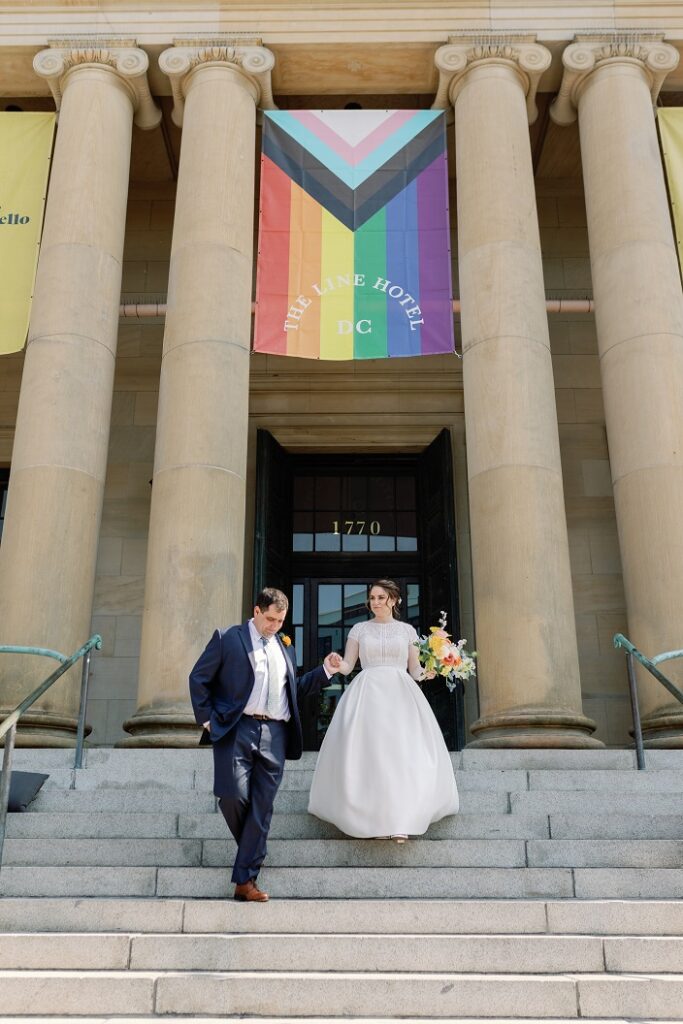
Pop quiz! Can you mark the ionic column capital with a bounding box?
[550,32,679,125]
[159,38,276,126]
[433,33,551,124]
[33,40,161,130]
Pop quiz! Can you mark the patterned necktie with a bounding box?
[262,636,283,718]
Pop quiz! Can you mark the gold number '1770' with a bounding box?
[332,520,381,535]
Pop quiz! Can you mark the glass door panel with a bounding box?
[343,583,367,628]
[291,582,305,670]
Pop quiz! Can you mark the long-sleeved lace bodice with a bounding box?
[337,619,423,679]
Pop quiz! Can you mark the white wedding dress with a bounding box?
[308,619,459,837]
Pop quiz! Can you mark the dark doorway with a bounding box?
[253,430,465,749]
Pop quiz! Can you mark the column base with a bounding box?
[468,704,604,748]
[0,709,87,747]
[640,703,683,748]
[120,708,203,748]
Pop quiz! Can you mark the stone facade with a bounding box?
[0,3,682,749]
[1,176,629,746]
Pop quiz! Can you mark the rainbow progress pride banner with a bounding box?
[254,110,454,360]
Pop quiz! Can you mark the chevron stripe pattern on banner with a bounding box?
[263,110,446,231]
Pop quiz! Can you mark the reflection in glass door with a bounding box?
[291,578,420,750]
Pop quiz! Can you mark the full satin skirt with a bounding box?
[308,666,459,837]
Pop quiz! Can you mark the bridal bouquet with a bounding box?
[414,611,476,692]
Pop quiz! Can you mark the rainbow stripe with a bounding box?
[254,110,454,360]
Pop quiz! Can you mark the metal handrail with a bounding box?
[613,633,683,770]
[0,634,101,868]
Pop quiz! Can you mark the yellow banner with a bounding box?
[658,108,683,276]
[0,113,55,355]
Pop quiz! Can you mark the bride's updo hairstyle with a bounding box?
[367,579,402,619]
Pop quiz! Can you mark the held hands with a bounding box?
[324,651,343,674]
[421,669,437,681]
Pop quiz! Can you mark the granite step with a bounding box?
[1,969,681,1018]
[510,792,683,816]
[28,785,683,818]
[156,865,683,900]
[222,837,682,869]
[3,932,681,973]
[4,863,683,899]
[29,788,510,814]
[526,769,683,792]
[30,786,683,817]
[0,933,601,972]
[0,865,576,899]
[13,747,683,771]
[1,837,528,868]
[527,839,683,868]
[25,766,583,795]
[0,1019,668,1024]
[1,898,682,937]
[30,790,218,813]
[1,748,644,771]
[6,811,552,841]
[217,838,683,870]
[9,810,683,841]
[192,768,531,793]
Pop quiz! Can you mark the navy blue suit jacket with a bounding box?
[188,623,327,760]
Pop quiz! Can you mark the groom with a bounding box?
[189,587,337,902]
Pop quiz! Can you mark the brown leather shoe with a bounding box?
[234,879,269,902]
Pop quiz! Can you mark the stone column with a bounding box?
[123,42,275,745]
[434,36,599,747]
[0,43,159,745]
[551,34,683,746]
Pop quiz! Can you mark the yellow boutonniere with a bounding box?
[279,632,292,647]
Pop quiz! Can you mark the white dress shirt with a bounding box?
[243,619,291,721]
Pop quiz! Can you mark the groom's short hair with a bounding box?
[255,587,289,612]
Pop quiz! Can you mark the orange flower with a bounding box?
[279,633,292,647]
[440,644,463,667]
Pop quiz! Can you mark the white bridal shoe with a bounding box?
[391,834,408,844]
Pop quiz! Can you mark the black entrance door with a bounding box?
[252,431,465,749]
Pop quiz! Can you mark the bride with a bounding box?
[308,579,459,841]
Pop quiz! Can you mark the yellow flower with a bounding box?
[428,634,449,657]
[279,633,292,647]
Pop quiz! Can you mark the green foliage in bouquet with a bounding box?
[414,611,476,693]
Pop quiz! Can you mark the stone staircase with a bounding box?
[0,747,682,1019]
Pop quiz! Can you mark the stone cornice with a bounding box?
[432,33,552,124]
[33,39,161,129]
[550,32,680,125]
[159,37,276,124]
